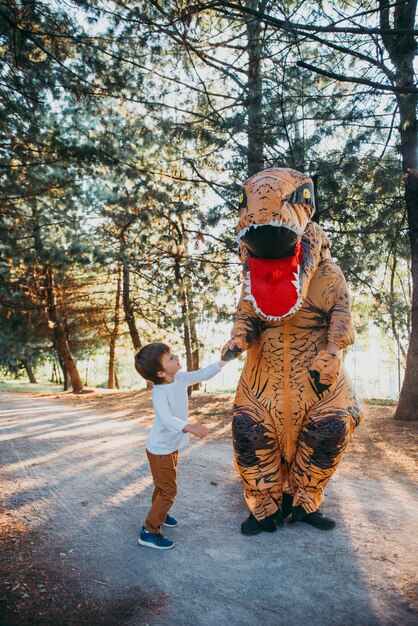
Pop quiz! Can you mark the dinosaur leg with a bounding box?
[232,400,284,522]
[288,377,363,514]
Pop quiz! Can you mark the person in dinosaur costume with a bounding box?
[222,167,363,535]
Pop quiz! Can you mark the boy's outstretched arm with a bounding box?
[180,361,222,387]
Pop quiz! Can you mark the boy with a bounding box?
[134,342,227,550]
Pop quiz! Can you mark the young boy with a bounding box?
[134,342,227,550]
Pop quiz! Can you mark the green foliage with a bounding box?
[0,0,413,381]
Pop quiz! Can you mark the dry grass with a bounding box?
[344,404,418,480]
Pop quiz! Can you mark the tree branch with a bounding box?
[297,60,417,94]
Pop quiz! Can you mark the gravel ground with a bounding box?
[0,391,417,626]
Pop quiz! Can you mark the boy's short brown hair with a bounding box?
[134,342,171,384]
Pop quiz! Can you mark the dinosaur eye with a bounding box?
[238,189,247,210]
[285,183,315,208]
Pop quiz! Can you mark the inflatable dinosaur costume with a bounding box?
[222,168,363,534]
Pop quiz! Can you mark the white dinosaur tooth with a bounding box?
[292,272,300,290]
[236,226,250,240]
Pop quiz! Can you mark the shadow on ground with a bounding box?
[0,392,417,625]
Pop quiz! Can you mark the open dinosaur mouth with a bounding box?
[237,222,304,320]
[239,224,300,259]
[236,219,304,255]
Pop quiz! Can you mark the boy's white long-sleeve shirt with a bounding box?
[146,362,222,455]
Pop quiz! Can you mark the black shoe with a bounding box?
[259,514,277,533]
[291,505,335,530]
[241,513,277,535]
[282,493,293,520]
[241,513,262,535]
[303,510,335,530]
[291,505,306,523]
[272,508,284,527]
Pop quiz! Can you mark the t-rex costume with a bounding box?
[222,168,363,534]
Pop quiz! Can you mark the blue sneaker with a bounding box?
[163,514,178,528]
[138,527,175,550]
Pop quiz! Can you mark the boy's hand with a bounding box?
[183,422,208,438]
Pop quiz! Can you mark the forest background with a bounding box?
[0,0,417,420]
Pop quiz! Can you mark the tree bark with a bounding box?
[174,254,196,395]
[120,235,142,351]
[108,265,122,389]
[51,361,58,384]
[45,266,84,393]
[22,358,37,384]
[31,207,83,393]
[176,260,193,370]
[57,352,69,391]
[379,0,418,420]
[190,316,200,391]
[394,169,418,420]
[53,356,63,386]
[246,0,265,176]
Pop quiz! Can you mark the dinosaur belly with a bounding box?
[235,304,330,462]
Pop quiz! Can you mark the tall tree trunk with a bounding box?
[174,254,195,395]
[190,316,200,391]
[120,232,150,388]
[394,170,418,420]
[45,266,83,393]
[108,265,122,389]
[32,207,82,393]
[108,339,117,389]
[171,220,202,393]
[246,0,265,176]
[380,0,418,420]
[51,361,57,384]
[57,353,69,391]
[22,358,37,384]
[120,236,142,351]
[53,356,64,386]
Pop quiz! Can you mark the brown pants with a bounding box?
[145,449,178,534]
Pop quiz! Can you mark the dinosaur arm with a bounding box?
[221,284,261,360]
[323,262,355,350]
[309,261,353,392]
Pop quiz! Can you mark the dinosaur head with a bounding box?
[237,168,315,257]
[236,168,329,320]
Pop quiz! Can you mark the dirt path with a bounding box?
[0,391,417,625]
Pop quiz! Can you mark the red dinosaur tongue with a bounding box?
[248,241,303,318]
